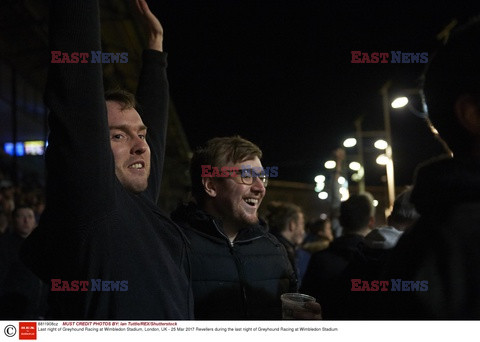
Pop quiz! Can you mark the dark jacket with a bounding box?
[171,203,297,320]
[20,0,193,320]
[0,233,48,319]
[300,234,366,319]
[382,156,480,319]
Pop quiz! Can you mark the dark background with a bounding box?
[149,0,477,186]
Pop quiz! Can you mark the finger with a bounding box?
[138,0,152,16]
[134,0,144,15]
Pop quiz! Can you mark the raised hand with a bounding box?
[135,0,163,51]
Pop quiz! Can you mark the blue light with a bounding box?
[3,142,25,156]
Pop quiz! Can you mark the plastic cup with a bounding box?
[280,292,316,319]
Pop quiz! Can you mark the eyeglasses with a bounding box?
[230,171,268,188]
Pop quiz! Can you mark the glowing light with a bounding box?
[374,139,388,150]
[324,160,336,169]
[339,187,350,201]
[391,96,408,108]
[343,138,357,148]
[314,175,326,183]
[318,192,328,200]
[376,154,389,165]
[349,161,361,171]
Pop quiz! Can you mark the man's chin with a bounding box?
[122,180,148,193]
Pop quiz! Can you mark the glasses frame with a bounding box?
[229,169,269,188]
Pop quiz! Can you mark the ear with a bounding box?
[287,219,296,232]
[455,95,480,135]
[202,177,217,198]
[368,216,375,229]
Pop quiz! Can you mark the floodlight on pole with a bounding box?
[391,96,409,109]
[324,160,336,169]
[343,138,357,148]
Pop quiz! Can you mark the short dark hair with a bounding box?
[422,16,480,155]
[12,205,35,218]
[265,201,302,234]
[190,136,263,203]
[105,89,137,110]
[339,193,374,233]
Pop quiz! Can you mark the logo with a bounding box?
[51,51,128,64]
[4,325,16,337]
[19,322,36,340]
[51,279,128,291]
[351,278,429,291]
[200,165,278,178]
[350,51,428,64]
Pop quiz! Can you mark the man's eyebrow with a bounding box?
[109,124,148,131]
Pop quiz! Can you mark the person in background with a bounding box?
[265,200,306,281]
[0,206,47,319]
[382,16,480,319]
[301,192,375,319]
[297,215,333,285]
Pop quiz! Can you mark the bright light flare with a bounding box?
[391,96,408,109]
[343,138,357,148]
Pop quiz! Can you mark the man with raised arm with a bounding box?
[21,0,193,319]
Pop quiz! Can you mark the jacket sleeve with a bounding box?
[136,50,169,202]
[43,0,115,220]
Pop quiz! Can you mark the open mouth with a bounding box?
[244,198,258,207]
[128,162,145,169]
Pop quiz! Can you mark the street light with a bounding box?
[381,81,396,216]
[391,96,409,109]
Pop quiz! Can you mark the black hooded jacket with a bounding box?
[171,203,297,320]
[382,156,480,319]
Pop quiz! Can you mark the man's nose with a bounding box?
[131,137,148,155]
[251,177,266,192]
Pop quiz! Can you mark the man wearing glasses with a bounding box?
[171,136,321,320]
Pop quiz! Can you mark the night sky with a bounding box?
[150,1,477,186]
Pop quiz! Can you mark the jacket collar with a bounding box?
[171,202,268,243]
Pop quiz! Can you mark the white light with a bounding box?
[338,176,346,185]
[343,138,357,148]
[318,192,328,200]
[324,160,336,169]
[373,200,379,207]
[391,96,409,109]
[314,175,325,183]
[374,139,388,150]
[315,183,325,192]
[339,187,350,201]
[376,154,389,165]
[351,173,361,182]
[349,161,361,171]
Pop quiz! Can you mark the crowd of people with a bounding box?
[1,0,480,321]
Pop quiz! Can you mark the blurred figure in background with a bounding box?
[301,192,375,319]
[297,215,333,284]
[0,206,47,319]
[265,201,306,281]
[383,17,480,319]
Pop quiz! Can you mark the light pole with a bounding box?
[381,81,395,216]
